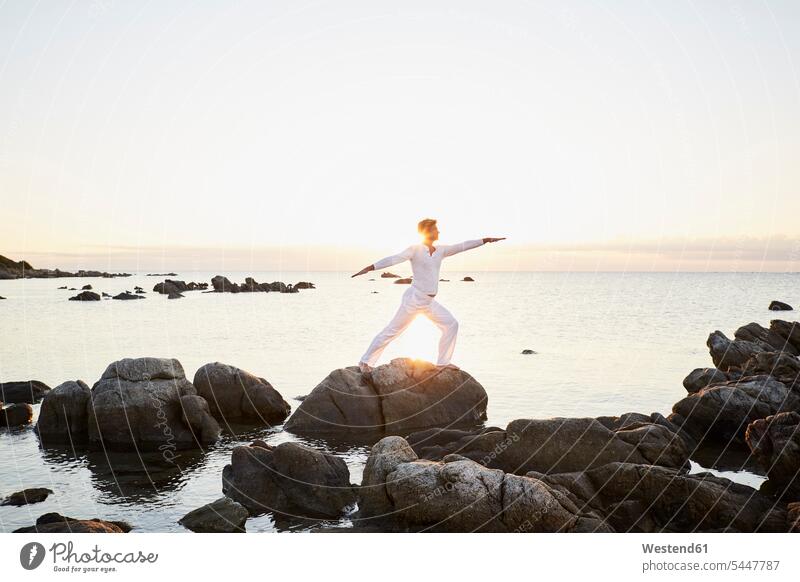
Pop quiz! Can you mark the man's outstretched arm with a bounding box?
[442,237,506,258]
[351,245,414,278]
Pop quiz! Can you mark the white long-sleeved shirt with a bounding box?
[372,239,485,295]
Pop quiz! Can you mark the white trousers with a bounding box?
[360,286,459,366]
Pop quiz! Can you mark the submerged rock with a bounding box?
[88,357,220,451]
[178,497,248,533]
[222,441,356,517]
[284,358,488,435]
[13,513,131,533]
[0,380,50,404]
[745,411,800,501]
[194,362,290,423]
[1,487,53,506]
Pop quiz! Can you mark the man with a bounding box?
[352,218,505,373]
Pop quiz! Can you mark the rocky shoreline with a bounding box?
[2,317,800,533]
[0,254,130,279]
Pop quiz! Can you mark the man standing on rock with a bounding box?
[352,219,505,373]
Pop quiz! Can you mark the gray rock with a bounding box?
[112,291,144,300]
[670,375,799,444]
[534,462,788,532]
[735,321,799,355]
[36,380,91,445]
[745,411,800,501]
[193,362,290,423]
[357,436,609,532]
[707,330,764,371]
[68,291,101,301]
[285,358,488,435]
[222,441,355,517]
[770,319,800,352]
[682,368,737,393]
[178,497,248,532]
[88,357,220,450]
[769,300,793,311]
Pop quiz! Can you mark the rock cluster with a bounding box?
[210,275,313,294]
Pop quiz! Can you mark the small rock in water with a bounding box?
[179,497,248,533]
[462,276,475,282]
[381,272,400,278]
[521,349,537,355]
[13,513,131,533]
[294,395,307,402]
[769,300,793,311]
[1,487,53,506]
[81,284,92,290]
[0,295,6,300]
[68,291,101,301]
[112,291,144,300]
[394,278,412,285]
[0,403,33,427]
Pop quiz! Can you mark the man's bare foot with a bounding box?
[358,361,374,374]
[436,363,460,371]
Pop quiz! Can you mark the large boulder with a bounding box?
[13,513,131,533]
[670,375,799,444]
[36,380,92,445]
[193,363,290,424]
[745,411,800,501]
[88,358,220,451]
[178,497,248,533]
[357,436,610,532]
[707,331,764,371]
[0,403,33,427]
[285,358,488,435]
[0,380,50,404]
[222,441,356,518]
[211,275,237,292]
[406,414,690,475]
[533,462,787,532]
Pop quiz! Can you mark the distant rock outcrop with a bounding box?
[0,253,130,279]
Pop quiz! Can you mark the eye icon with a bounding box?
[20,542,46,570]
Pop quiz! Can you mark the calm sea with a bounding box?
[1,271,798,531]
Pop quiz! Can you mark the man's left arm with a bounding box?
[442,237,506,257]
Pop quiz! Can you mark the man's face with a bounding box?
[422,224,439,242]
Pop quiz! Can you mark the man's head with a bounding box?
[417,218,439,242]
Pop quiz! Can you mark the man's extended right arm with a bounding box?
[351,246,414,278]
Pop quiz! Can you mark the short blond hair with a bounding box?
[417,218,437,234]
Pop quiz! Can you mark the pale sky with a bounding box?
[1,1,799,272]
